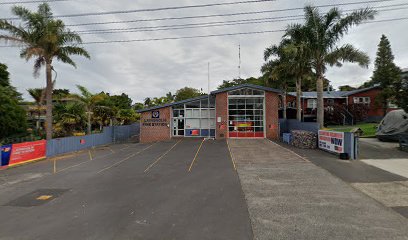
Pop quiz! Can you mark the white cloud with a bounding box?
[1,0,407,102]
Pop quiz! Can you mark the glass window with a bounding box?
[192,109,200,118]
[186,100,200,108]
[185,109,193,118]
[185,119,200,129]
[200,119,216,129]
[307,99,317,108]
[201,99,209,108]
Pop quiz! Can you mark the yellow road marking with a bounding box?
[53,159,56,174]
[188,139,205,172]
[88,150,93,161]
[226,139,237,171]
[97,143,155,174]
[144,139,182,173]
[37,195,52,200]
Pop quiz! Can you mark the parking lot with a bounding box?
[0,138,407,240]
[0,139,252,240]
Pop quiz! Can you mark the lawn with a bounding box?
[326,123,378,137]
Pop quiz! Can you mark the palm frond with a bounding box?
[325,44,370,68]
[329,8,376,40]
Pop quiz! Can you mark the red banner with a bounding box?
[8,140,47,166]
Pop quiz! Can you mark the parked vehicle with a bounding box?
[376,110,408,142]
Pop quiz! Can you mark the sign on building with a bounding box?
[318,130,344,154]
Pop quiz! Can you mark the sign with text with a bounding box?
[142,118,167,127]
[8,140,47,166]
[318,130,344,154]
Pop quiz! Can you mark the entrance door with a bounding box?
[228,96,265,138]
[173,118,184,136]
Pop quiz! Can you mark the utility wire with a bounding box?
[65,0,404,27]
[1,16,406,47]
[76,6,408,34]
[78,17,408,44]
[0,0,67,5]
[0,0,395,21]
[2,0,276,20]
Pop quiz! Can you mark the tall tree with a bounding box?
[0,3,90,140]
[262,44,296,119]
[370,35,402,115]
[70,85,108,134]
[0,64,27,140]
[288,6,375,128]
[395,71,408,113]
[174,87,202,102]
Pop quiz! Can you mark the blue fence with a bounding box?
[46,123,140,157]
[279,119,319,135]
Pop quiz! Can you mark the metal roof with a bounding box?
[210,83,282,95]
[137,95,209,113]
[288,84,381,99]
[138,84,282,113]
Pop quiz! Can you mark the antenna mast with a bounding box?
[238,44,241,79]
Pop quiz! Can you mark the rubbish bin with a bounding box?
[1,144,12,167]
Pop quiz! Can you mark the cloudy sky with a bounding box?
[1,0,407,103]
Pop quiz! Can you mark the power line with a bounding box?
[65,0,404,27]
[77,17,407,44]
[0,17,406,47]
[75,6,408,35]
[0,0,395,21]
[1,0,276,20]
[0,0,67,5]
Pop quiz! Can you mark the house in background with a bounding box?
[281,84,399,123]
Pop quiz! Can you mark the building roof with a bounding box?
[210,83,282,95]
[138,84,282,113]
[288,84,381,99]
[137,95,209,113]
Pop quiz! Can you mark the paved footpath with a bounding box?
[229,139,408,240]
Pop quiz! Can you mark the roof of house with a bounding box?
[288,84,381,99]
[137,84,282,113]
[210,83,282,95]
[137,95,209,113]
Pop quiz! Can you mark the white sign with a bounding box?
[318,130,345,154]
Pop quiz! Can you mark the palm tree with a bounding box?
[262,43,298,119]
[0,3,90,140]
[264,35,312,121]
[288,6,376,128]
[70,85,108,134]
[27,88,46,130]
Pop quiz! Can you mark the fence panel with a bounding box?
[46,123,140,157]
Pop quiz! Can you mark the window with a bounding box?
[327,99,335,105]
[353,97,370,105]
[307,99,317,109]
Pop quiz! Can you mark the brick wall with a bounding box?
[215,92,228,139]
[265,92,279,140]
[140,107,171,143]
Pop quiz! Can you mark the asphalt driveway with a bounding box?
[0,139,252,240]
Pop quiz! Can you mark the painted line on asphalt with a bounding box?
[267,139,309,162]
[57,144,146,174]
[119,144,130,151]
[108,147,115,154]
[226,139,237,171]
[144,139,182,173]
[88,150,93,161]
[188,139,205,172]
[97,143,156,174]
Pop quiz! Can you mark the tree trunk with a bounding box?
[296,77,302,121]
[316,75,324,129]
[282,92,287,119]
[87,112,91,135]
[45,63,53,140]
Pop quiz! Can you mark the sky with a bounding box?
[1,0,407,103]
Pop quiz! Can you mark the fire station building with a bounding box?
[137,84,281,143]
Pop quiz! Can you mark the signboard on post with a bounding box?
[318,130,344,154]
